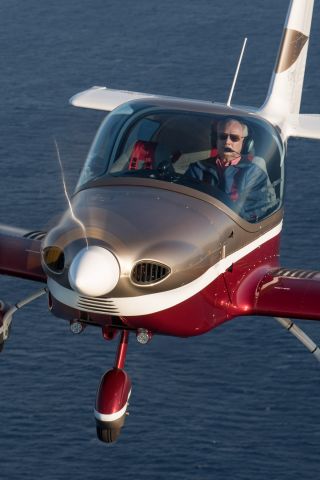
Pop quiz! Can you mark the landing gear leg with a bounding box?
[0,301,12,352]
[95,330,131,443]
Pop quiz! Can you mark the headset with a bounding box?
[241,130,255,155]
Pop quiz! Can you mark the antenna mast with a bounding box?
[227,37,247,107]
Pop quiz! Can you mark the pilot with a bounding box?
[185,118,277,222]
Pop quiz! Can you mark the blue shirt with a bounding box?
[186,157,277,222]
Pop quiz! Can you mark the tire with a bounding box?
[96,425,121,443]
[95,412,126,443]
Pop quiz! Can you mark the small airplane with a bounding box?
[1,0,320,443]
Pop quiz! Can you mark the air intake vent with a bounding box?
[131,261,171,285]
[24,230,46,240]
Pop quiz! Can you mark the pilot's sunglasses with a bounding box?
[218,133,244,142]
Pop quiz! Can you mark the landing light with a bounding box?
[43,246,65,274]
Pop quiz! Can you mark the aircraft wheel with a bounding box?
[95,413,126,444]
[96,425,121,443]
[0,323,11,352]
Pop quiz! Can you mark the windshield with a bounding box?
[78,108,285,223]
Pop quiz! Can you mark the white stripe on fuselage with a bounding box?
[48,221,282,317]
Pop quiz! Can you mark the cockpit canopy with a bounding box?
[77,101,285,223]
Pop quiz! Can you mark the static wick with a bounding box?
[54,139,88,249]
[227,37,247,107]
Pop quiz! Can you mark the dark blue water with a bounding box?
[1,1,320,479]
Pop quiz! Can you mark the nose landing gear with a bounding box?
[95,330,131,443]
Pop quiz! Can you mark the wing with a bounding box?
[69,86,160,112]
[0,224,46,283]
[69,86,198,113]
[253,267,320,320]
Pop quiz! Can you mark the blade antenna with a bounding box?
[275,317,320,363]
[227,37,247,107]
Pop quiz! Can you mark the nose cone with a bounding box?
[68,246,120,297]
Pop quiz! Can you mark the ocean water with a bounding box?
[0,1,320,479]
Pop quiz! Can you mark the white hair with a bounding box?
[217,118,248,137]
